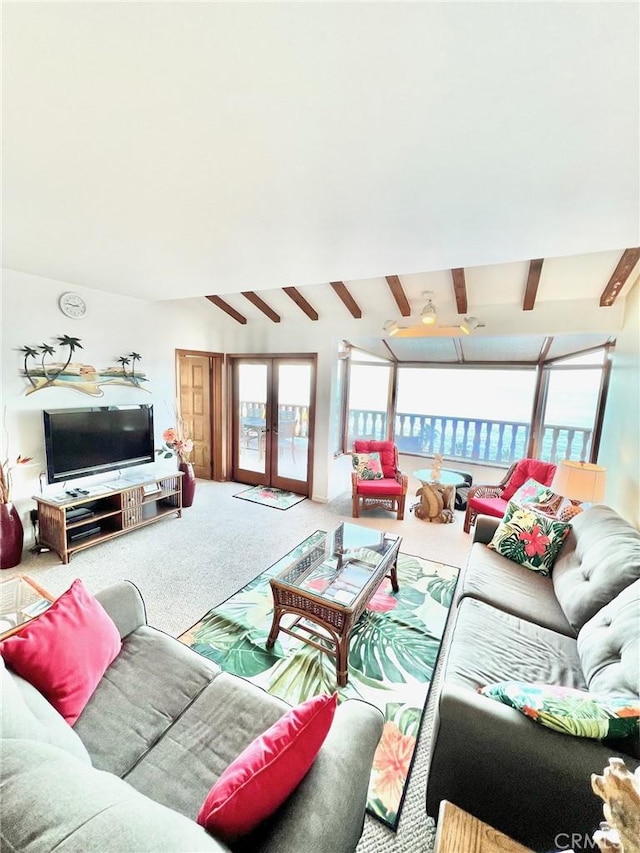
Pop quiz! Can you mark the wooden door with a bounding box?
[177,350,224,480]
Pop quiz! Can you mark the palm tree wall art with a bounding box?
[19,337,149,396]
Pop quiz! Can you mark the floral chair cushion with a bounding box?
[352,452,384,481]
[479,682,640,741]
[511,478,563,518]
[488,500,571,575]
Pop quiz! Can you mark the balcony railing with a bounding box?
[240,401,310,437]
[349,408,592,466]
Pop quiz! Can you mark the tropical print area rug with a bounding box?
[179,531,458,831]
[233,485,306,510]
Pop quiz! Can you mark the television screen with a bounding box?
[43,405,155,484]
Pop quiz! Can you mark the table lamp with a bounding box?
[550,460,607,521]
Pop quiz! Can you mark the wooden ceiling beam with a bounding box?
[385,276,411,316]
[600,248,640,306]
[241,291,280,322]
[330,281,361,318]
[205,295,247,324]
[282,287,318,320]
[524,259,544,311]
[451,269,468,314]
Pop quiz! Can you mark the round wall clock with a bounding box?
[58,292,87,319]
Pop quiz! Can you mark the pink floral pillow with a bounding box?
[511,478,563,518]
[352,452,384,480]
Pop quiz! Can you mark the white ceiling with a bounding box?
[2,0,639,362]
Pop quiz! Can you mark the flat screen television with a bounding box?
[43,405,155,485]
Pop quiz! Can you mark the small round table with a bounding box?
[413,469,467,523]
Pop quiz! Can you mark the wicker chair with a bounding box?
[463,458,557,533]
[351,440,408,521]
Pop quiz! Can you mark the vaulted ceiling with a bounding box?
[3,2,639,349]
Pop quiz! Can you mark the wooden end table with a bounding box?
[434,801,536,853]
[266,523,401,686]
[0,575,55,640]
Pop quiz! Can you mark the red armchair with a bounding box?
[351,440,408,521]
[463,458,557,533]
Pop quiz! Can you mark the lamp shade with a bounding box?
[550,461,607,503]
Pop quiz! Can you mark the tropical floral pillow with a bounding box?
[488,500,571,575]
[510,478,563,518]
[352,452,384,480]
[479,682,640,741]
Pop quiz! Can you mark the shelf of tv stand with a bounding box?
[33,473,183,564]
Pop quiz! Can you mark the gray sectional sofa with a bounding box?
[426,504,640,853]
[1,581,384,853]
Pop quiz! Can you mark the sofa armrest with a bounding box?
[473,515,500,544]
[94,581,147,639]
[426,684,639,852]
[244,699,384,853]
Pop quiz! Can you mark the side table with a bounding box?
[434,801,536,853]
[0,575,55,640]
[413,469,466,523]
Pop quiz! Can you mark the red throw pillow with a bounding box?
[0,578,121,725]
[197,692,338,841]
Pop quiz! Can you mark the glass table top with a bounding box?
[413,469,467,487]
[274,522,400,608]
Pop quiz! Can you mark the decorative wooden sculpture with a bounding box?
[431,452,444,481]
[591,757,640,853]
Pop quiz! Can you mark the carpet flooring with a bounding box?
[179,531,459,830]
[10,477,473,852]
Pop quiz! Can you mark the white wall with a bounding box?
[1,269,223,525]
[599,280,640,526]
[4,269,639,523]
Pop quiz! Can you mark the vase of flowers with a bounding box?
[158,427,196,508]
[0,454,32,569]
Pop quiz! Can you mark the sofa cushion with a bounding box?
[479,682,639,740]
[0,656,90,764]
[488,501,571,576]
[73,625,220,777]
[0,739,226,852]
[458,542,574,636]
[577,579,640,700]
[123,672,294,819]
[197,692,337,841]
[444,597,587,692]
[552,505,640,633]
[0,579,121,725]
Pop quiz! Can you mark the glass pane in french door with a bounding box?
[275,363,310,483]
[237,363,267,474]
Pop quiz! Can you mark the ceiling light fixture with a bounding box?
[383,320,400,336]
[420,291,437,325]
[460,316,481,335]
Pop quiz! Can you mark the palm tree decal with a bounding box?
[39,343,56,382]
[117,355,131,376]
[20,346,39,388]
[129,352,142,384]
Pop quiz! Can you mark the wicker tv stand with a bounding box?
[33,473,183,564]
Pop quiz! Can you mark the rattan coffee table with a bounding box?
[266,523,401,686]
